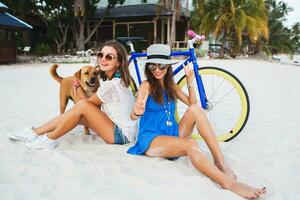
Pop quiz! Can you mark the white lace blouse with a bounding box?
[97,77,137,142]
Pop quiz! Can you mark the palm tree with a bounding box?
[191,0,269,57]
[291,23,300,53]
[157,0,182,47]
[73,0,126,51]
[73,0,100,51]
[264,0,295,55]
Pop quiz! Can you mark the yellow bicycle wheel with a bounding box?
[176,67,250,141]
[130,76,138,97]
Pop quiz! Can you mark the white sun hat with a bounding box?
[143,44,178,65]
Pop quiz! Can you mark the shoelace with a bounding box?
[17,129,35,140]
[30,135,47,145]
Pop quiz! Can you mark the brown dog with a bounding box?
[50,64,100,134]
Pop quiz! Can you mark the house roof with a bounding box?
[0,1,32,30]
[0,2,7,12]
[94,3,190,19]
[0,12,33,30]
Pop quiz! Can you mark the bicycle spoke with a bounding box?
[177,67,250,141]
[206,76,226,103]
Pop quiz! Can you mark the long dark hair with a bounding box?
[145,64,176,104]
[98,40,130,87]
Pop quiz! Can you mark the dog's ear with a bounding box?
[74,69,81,80]
[95,66,100,71]
[94,66,100,74]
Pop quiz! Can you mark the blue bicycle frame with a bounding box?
[128,48,209,109]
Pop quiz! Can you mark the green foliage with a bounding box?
[190,0,269,56]
[191,0,300,56]
[195,48,207,58]
[1,0,38,16]
[33,44,51,56]
[264,0,298,55]
[291,23,300,51]
[1,0,129,53]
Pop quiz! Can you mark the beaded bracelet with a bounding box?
[133,111,143,117]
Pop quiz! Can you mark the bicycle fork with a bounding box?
[189,48,209,109]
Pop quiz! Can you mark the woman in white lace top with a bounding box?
[7,40,137,149]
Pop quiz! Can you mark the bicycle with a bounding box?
[117,31,250,142]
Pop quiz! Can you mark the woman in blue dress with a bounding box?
[127,44,266,199]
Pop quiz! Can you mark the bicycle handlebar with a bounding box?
[125,30,205,52]
[187,29,205,49]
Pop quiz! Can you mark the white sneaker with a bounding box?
[25,135,57,150]
[6,127,38,142]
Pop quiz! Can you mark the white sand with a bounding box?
[0,59,299,200]
[272,54,300,66]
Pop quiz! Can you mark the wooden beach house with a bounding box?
[87,1,190,50]
[0,2,32,64]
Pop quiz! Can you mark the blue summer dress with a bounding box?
[127,93,179,155]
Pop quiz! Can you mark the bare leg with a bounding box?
[34,89,87,135]
[35,100,115,144]
[34,114,65,135]
[146,136,266,199]
[178,104,236,179]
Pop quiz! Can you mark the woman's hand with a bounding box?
[73,80,88,101]
[183,63,197,104]
[133,90,149,116]
[184,63,194,84]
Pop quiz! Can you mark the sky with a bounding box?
[283,0,300,27]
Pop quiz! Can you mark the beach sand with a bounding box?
[0,59,299,200]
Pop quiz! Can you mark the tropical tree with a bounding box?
[73,0,126,51]
[191,0,269,57]
[34,0,74,54]
[157,0,182,47]
[3,0,75,54]
[264,0,296,55]
[1,0,38,45]
[291,23,300,53]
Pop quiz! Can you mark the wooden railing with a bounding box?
[0,48,16,64]
[173,41,188,50]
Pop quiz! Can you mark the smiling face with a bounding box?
[97,46,120,76]
[144,62,175,104]
[73,65,100,93]
[147,63,169,81]
[80,66,99,87]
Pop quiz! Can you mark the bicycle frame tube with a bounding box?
[128,48,208,108]
[171,49,208,108]
[189,48,208,108]
[128,52,146,84]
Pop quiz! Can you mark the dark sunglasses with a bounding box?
[97,52,118,61]
[147,63,168,71]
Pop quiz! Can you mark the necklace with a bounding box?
[163,99,172,127]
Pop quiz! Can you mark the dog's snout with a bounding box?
[90,77,96,83]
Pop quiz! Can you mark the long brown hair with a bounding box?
[145,64,176,104]
[98,40,130,87]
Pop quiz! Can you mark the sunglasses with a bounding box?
[147,63,168,71]
[97,52,118,61]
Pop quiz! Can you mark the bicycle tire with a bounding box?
[176,66,250,142]
[130,76,138,97]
